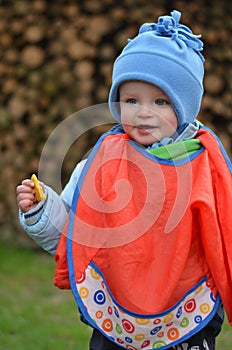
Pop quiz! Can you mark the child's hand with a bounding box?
[16,178,45,213]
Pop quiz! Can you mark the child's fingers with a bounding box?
[18,198,36,213]
[16,180,37,212]
[16,177,46,212]
[21,179,35,188]
[17,183,33,193]
[16,188,35,201]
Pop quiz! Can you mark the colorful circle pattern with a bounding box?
[75,266,217,349]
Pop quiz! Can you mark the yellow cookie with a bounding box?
[31,174,46,201]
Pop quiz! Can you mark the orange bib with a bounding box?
[54,126,232,348]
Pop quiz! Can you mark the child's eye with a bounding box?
[127,98,137,104]
[155,99,168,106]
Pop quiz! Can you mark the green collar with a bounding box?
[147,139,202,160]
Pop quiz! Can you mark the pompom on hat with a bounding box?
[108,10,205,127]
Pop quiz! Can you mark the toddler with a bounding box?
[17,10,232,350]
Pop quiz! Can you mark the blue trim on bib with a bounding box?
[200,125,232,174]
[90,262,218,318]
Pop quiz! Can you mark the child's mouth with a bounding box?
[138,125,155,130]
[137,125,156,134]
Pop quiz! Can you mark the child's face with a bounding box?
[119,81,178,146]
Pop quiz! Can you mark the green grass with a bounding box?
[0,240,91,350]
[0,240,231,349]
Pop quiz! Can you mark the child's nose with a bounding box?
[138,105,153,118]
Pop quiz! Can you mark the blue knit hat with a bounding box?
[108,10,205,126]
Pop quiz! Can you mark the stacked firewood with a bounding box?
[0,0,231,242]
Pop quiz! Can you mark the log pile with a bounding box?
[0,0,231,242]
